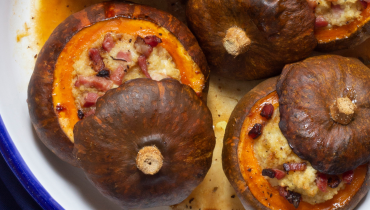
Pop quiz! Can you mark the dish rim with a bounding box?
[0,115,63,210]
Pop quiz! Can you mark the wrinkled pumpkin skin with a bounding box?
[73,79,215,209]
[277,55,370,175]
[186,0,316,80]
[222,76,370,210]
[27,1,209,166]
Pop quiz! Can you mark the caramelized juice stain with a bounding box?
[16,22,30,42]
[33,0,104,48]
[32,0,188,49]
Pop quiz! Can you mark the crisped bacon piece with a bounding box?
[89,48,105,72]
[144,35,162,47]
[102,33,115,52]
[248,123,262,139]
[317,173,328,192]
[75,75,113,91]
[283,162,307,172]
[110,66,126,85]
[260,103,274,119]
[279,186,288,198]
[328,175,341,188]
[315,16,329,28]
[273,169,286,180]
[134,36,153,57]
[343,170,354,184]
[117,51,132,62]
[83,92,99,107]
[331,4,344,18]
[138,55,152,79]
[262,168,286,180]
[279,187,302,208]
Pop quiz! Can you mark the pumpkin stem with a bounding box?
[136,146,163,175]
[330,97,356,125]
[223,27,251,57]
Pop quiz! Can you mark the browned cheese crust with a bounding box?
[186,0,317,80]
[73,78,215,209]
[222,77,278,209]
[27,1,209,166]
[277,55,370,175]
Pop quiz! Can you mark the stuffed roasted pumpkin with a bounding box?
[187,0,370,80]
[223,55,370,209]
[27,1,209,166]
[73,78,215,209]
[186,0,317,80]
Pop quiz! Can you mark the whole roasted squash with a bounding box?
[277,55,370,175]
[27,1,209,166]
[73,78,215,209]
[223,55,370,209]
[186,0,317,80]
[187,0,370,80]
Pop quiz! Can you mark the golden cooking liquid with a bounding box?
[33,0,103,47]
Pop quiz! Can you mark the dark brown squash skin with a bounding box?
[277,55,370,175]
[222,76,370,210]
[73,78,215,209]
[27,1,209,166]
[186,0,317,80]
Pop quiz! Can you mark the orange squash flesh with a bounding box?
[52,17,205,142]
[315,3,370,43]
[238,91,367,210]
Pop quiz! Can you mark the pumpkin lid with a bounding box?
[277,55,370,175]
[186,0,317,80]
[73,78,215,209]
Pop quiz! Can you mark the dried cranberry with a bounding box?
[89,48,105,72]
[248,123,262,139]
[343,170,354,184]
[278,187,301,208]
[317,173,328,192]
[361,0,368,10]
[56,104,66,112]
[283,162,307,172]
[96,70,110,78]
[328,175,341,188]
[102,33,115,52]
[263,169,286,180]
[78,110,84,120]
[262,169,276,178]
[260,103,274,119]
[285,190,302,208]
